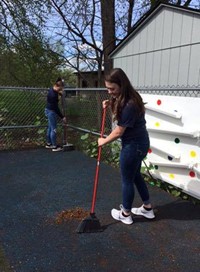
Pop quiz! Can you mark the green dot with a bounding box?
[155,165,158,170]
[175,138,180,144]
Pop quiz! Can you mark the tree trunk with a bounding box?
[101,0,116,75]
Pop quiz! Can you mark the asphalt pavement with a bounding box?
[0,148,200,272]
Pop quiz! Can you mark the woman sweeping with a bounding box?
[98,68,155,225]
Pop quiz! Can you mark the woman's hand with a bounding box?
[62,117,67,123]
[98,126,125,147]
[98,137,106,147]
[102,100,110,109]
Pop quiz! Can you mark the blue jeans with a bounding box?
[45,108,57,146]
[120,141,150,212]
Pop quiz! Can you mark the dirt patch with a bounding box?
[55,207,90,224]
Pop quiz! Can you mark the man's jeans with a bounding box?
[120,141,150,212]
[45,108,57,146]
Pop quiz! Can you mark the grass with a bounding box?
[0,90,46,126]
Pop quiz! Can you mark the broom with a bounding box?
[76,107,107,233]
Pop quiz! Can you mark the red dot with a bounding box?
[157,99,162,105]
[189,171,195,178]
[148,148,152,153]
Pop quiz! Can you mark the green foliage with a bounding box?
[0,90,46,125]
[0,0,60,87]
[34,116,45,145]
[0,90,47,149]
[80,133,121,163]
[66,98,93,116]
[0,38,70,87]
[0,7,75,88]
[80,133,98,157]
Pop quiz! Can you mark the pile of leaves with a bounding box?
[55,207,89,224]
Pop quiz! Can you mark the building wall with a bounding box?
[113,7,200,87]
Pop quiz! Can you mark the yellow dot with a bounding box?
[155,122,160,127]
[190,150,197,158]
[169,174,175,179]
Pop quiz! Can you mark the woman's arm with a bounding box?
[98,125,126,147]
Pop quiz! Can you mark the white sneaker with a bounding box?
[45,143,53,149]
[111,205,133,225]
[131,205,155,219]
[52,146,63,152]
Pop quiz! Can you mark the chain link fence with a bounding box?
[139,86,200,97]
[0,86,200,156]
[0,87,112,154]
[0,87,47,150]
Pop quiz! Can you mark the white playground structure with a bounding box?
[142,94,200,200]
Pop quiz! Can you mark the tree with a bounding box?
[0,0,69,87]
[0,0,199,86]
[0,34,68,87]
[43,0,139,85]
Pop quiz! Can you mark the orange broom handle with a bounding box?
[90,107,106,214]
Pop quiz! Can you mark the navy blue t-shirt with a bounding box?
[46,87,64,119]
[117,102,149,144]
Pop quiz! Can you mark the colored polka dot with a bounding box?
[190,150,197,158]
[155,122,160,127]
[148,148,152,153]
[189,171,195,178]
[157,99,161,105]
[174,138,180,144]
[168,156,173,161]
[169,174,175,179]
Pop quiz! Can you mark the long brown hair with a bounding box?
[105,68,145,121]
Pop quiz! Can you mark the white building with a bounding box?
[110,2,200,88]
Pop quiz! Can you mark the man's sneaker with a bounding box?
[131,205,155,219]
[52,146,63,152]
[111,205,133,225]
[45,143,53,149]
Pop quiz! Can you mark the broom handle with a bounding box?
[90,107,106,214]
[61,93,67,145]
